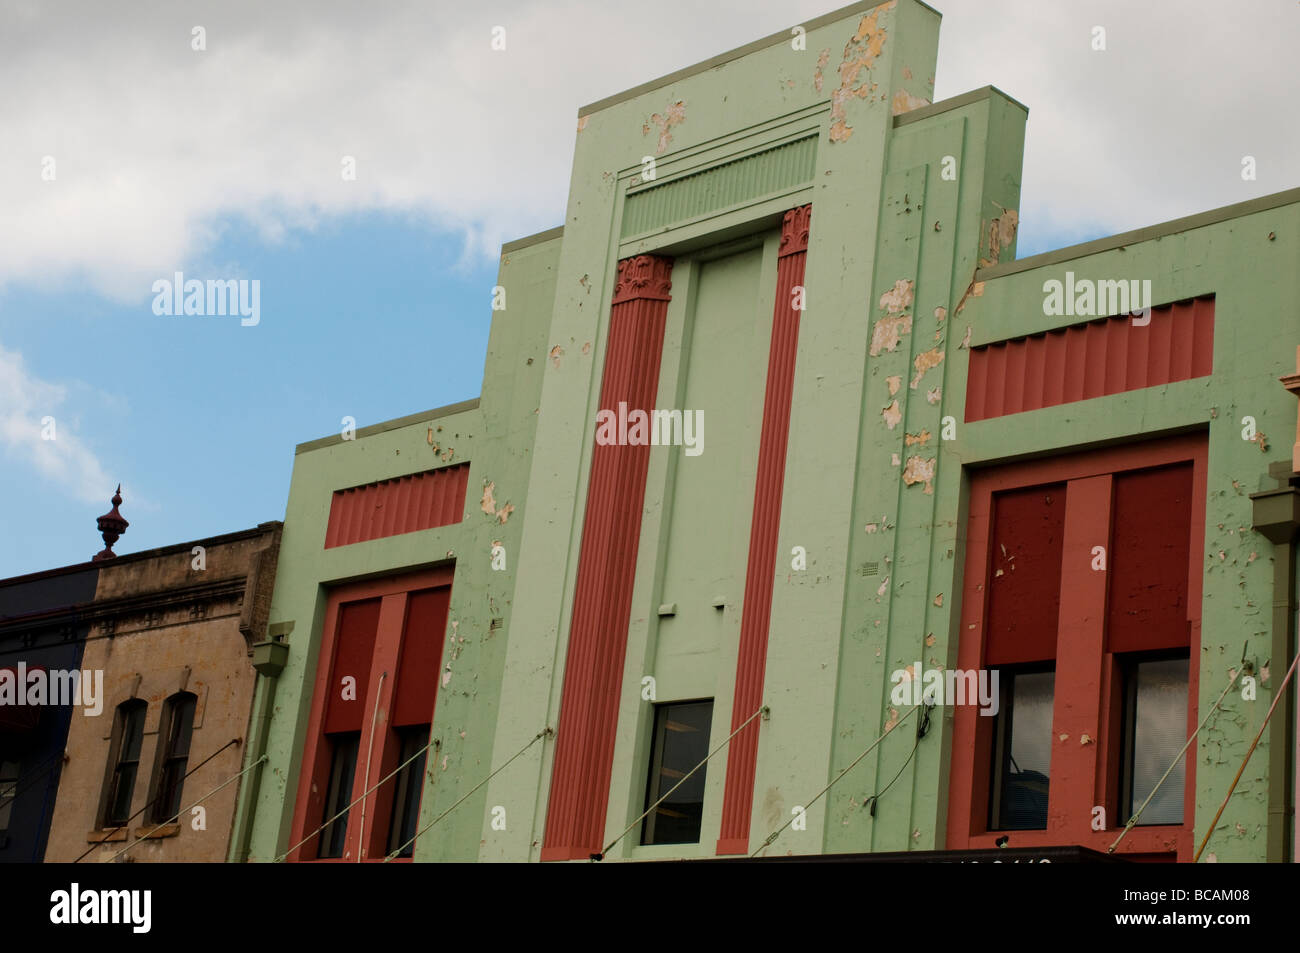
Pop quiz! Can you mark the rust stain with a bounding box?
[827,3,894,143]
[549,345,564,368]
[903,454,936,493]
[882,399,902,430]
[886,374,902,395]
[910,347,944,389]
[813,48,831,92]
[643,100,686,155]
[905,430,931,447]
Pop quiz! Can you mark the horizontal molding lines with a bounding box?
[323,464,469,548]
[621,136,817,239]
[964,296,1215,423]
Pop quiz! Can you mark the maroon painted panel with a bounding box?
[984,483,1068,666]
[392,587,451,728]
[1106,463,1193,654]
[324,463,469,548]
[964,297,1215,422]
[717,205,810,855]
[323,598,382,734]
[542,254,674,861]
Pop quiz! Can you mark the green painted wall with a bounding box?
[238,0,1298,863]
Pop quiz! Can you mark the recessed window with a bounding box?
[0,759,20,831]
[151,692,196,823]
[641,700,713,846]
[990,669,1054,831]
[104,700,147,827]
[318,732,360,859]
[1121,655,1189,826]
[386,725,430,857]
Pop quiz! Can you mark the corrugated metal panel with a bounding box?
[717,205,811,855]
[621,136,817,237]
[542,254,674,862]
[964,296,1214,422]
[323,464,468,549]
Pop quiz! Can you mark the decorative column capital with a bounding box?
[612,255,673,305]
[778,204,812,258]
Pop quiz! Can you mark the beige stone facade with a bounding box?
[43,524,280,862]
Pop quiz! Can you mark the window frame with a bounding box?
[148,691,197,825]
[639,699,715,847]
[100,698,148,829]
[286,566,452,862]
[947,434,1206,860]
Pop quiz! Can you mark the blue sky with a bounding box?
[1,0,1295,578]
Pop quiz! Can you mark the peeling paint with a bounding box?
[903,455,936,493]
[980,205,1019,267]
[925,633,936,647]
[871,314,912,355]
[891,88,930,116]
[884,706,899,732]
[891,452,900,466]
[549,344,564,368]
[827,3,894,143]
[904,430,931,447]
[877,576,890,597]
[910,347,944,389]
[881,399,902,430]
[576,115,589,133]
[813,48,831,92]
[958,325,972,349]
[865,522,878,534]
[933,593,943,607]
[643,100,686,155]
[926,386,942,404]
[955,277,985,316]
[878,277,914,314]
[886,374,902,395]
[480,481,497,517]
[934,306,946,322]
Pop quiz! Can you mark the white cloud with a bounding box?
[0,0,1294,296]
[0,341,115,504]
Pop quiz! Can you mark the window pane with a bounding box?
[106,703,146,825]
[0,759,20,831]
[387,726,430,857]
[319,732,360,859]
[1126,657,1188,826]
[992,671,1054,830]
[641,700,713,846]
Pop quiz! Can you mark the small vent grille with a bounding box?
[860,562,880,577]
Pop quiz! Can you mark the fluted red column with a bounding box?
[717,205,811,854]
[541,254,674,861]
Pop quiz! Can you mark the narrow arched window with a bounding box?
[102,699,147,827]
[151,692,197,823]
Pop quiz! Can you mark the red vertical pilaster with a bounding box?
[541,254,673,861]
[717,205,811,854]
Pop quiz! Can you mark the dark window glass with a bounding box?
[318,732,360,859]
[1122,655,1189,826]
[0,759,20,831]
[641,700,713,846]
[990,669,1054,830]
[105,701,147,826]
[386,726,430,857]
[152,693,197,823]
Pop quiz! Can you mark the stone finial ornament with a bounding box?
[93,484,129,562]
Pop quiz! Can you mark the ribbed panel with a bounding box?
[964,297,1215,422]
[717,205,811,855]
[324,463,468,548]
[621,137,817,238]
[542,255,673,861]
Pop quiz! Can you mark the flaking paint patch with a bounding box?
[958,326,972,349]
[891,452,900,466]
[903,455,935,493]
[882,399,902,430]
[878,277,914,314]
[891,88,930,116]
[934,306,946,322]
[871,314,911,355]
[926,386,941,404]
[980,205,1019,267]
[813,48,831,92]
[480,481,497,516]
[905,430,931,447]
[886,375,902,395]
[827,3,894,143]
[643,100,686,155]
[576,115,589,133]
[955,277,984,316]
[910,347,944,389]
[549,344,564,368]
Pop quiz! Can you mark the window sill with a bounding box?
[133,823,180,840]
[86,829,129,844]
